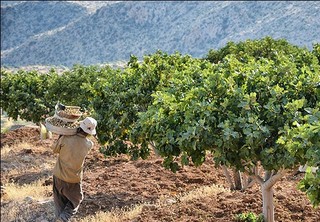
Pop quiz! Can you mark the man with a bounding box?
[51,117,97,222]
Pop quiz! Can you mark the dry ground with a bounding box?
[1,126,319,222]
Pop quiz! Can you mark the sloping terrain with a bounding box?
[1,1,319,67]
[1,126,319,221]
[1,1,88,51]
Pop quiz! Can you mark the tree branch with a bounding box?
[148,141,160,157]
[244,167,264,185]
[264,169,287,190]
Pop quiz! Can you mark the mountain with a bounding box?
[1,1,88,51]
[1,1,319,68]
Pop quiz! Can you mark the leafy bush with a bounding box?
[235,212,264,222]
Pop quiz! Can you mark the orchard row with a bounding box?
[1,37,319,220]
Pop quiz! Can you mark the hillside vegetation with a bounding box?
[1,1,320,67]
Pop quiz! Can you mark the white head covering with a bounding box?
[80,117,97,135]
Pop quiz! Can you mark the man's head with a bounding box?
[80,117,97,135]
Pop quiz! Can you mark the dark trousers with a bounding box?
[53,175,83,222]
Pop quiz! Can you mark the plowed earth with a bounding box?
[1,126,319,222]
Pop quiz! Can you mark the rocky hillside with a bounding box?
[1,1,87,51]
[1,1,319,67]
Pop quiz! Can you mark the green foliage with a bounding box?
[298,168,320,208]
[235,212,264,222]
[312,43,320,62]
[205,36,309,66]
[1,37,319,208]
[0,65,118,124]
[279,106,320,207]
[93,51,202,161]
[134,41,319,174]
[49,64,112,112]
[91,55,147,157]
[136,56,217,169]
[0,69,58,122]
[93,38,320,179]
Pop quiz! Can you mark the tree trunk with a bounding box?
[233,169,243,190]
[261,184,274,222]
[221,165,235,190]
[242,173,255,190]
[222,167,250,190]
[250,169,286,222]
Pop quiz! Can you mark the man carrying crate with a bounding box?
[51,117,97,222]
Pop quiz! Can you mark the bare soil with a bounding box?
[1,126,319,222]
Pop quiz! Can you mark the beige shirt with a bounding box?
[51,133,93,183]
